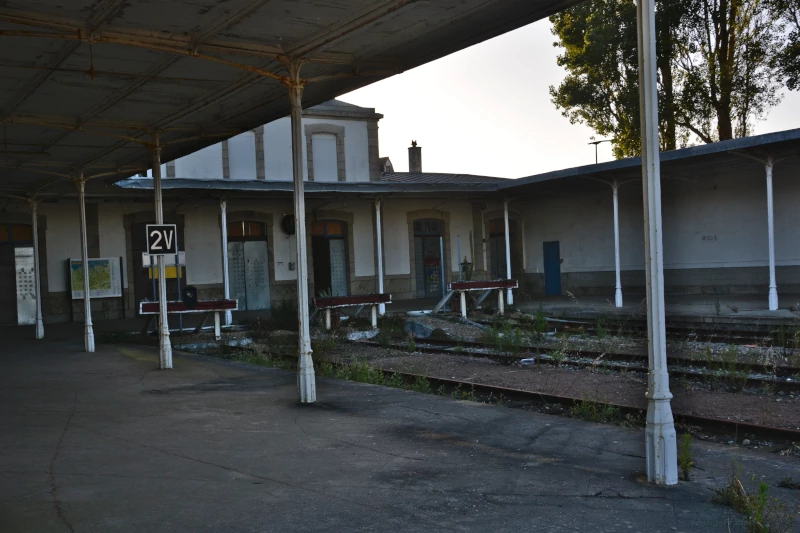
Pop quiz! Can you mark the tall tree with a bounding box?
[550,0,785,158]
[771,0,800,90]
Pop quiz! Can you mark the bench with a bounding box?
[447,280,518,318]
[313,293,392,329]
[139,299,238,340]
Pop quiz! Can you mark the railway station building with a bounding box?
[3,99,798,326]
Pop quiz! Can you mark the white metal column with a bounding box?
[220,198,233,325]
[77,177,95,352]
[637,0,677,485]
[503,198,513,305]
[31,200,44,339]
[766,159,779,311]
[375,198,385,315]
[152,134,172,369]
[288,64,316,403]
[613,180,623,308]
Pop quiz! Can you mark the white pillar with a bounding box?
[152,134,172,369]
[613,181,623,308]
[288,64,316,404]
[371,305,378,328]
[214,311,221,341]
[637,0,677,485]
[220,198,232,325]
[497,289,504,316]
[481,208,487,276]
[31,201,44,339]
[503,198,513,305]
[460,291,467,318]
[77,177,95,352]
[325,309,331,330]
[766,159,778,311]
[375,199,385,315]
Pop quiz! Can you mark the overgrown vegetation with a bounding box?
[714,460,799,533]
[568,398,622,424]
[678,433,693,481]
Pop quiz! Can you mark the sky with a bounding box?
[341,18,800,180]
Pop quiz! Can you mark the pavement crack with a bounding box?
[48,391,77,533]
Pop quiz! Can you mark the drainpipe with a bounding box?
[613,180,623,308]
[637,0,677,485]
[220,198,232,325]
[375,198,385,315]
[31,200,44,340]
[77,175,94,352]
[287,62,316,404]
[503,198,513,305]
[766,158,778,311]
[152,133,172,369]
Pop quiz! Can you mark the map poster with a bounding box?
[70,257,123,299]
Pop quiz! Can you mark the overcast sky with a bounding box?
[342,18,800,180]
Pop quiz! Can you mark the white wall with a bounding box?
[522,167,800,275]
[183,207,223,285]
[41,203,82,292]
[98,204,128,288]
[382,201,412,276]
[228,132,257,180]
[175,144,223,179]
[264,118,293,181]
[352,203,375,277]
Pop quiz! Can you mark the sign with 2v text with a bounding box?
[146,224,178,255]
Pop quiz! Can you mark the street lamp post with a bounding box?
[588,139,612,164]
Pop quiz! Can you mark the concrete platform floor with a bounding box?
[2,328,799,532]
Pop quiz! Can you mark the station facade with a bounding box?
[1,99,798,326]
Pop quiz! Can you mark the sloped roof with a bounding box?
[381,172,507,184]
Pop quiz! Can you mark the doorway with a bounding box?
[227,221,271,310]
[414,219,444,298]
[132,220,184,321]
[543,241,562,295]
[312,221,348,297]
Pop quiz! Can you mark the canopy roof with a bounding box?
[0,0,578,196]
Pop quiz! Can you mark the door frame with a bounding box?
[311,219,350,297]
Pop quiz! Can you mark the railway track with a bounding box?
[321,359,800,447]
[355,337,800,393]
[474,317,800,347]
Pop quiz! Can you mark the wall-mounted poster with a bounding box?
[70,258,123,299]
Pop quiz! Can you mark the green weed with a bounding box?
[678,434,693,481]
[568,398,622,424]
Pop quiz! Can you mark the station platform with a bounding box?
[2,327,798,532]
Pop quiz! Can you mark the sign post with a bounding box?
[145,222,177,369]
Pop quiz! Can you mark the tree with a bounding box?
[550,0,786,159]
[771,0,800,90]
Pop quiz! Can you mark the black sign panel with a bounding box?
[146,224,178,255]
[182,286,198,310]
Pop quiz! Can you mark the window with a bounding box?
[312,133,338,182]
[0,224,33,243]
[414,219,442,236]
[311,221,344,237]
[227,221,266,239]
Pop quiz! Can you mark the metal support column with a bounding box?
[637,0,677,485]
[503,198,513,305]
[31,200,44,339]
[766,159,779,311]
[77,177,94,352]
[287,62,316,403]
[375,199,385,316]
[613,180,623,308]
[220,198,232,325]
[152,133,172,369]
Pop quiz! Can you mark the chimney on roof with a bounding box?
[408,140,422,173]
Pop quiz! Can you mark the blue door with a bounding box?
[543,241,561,295]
